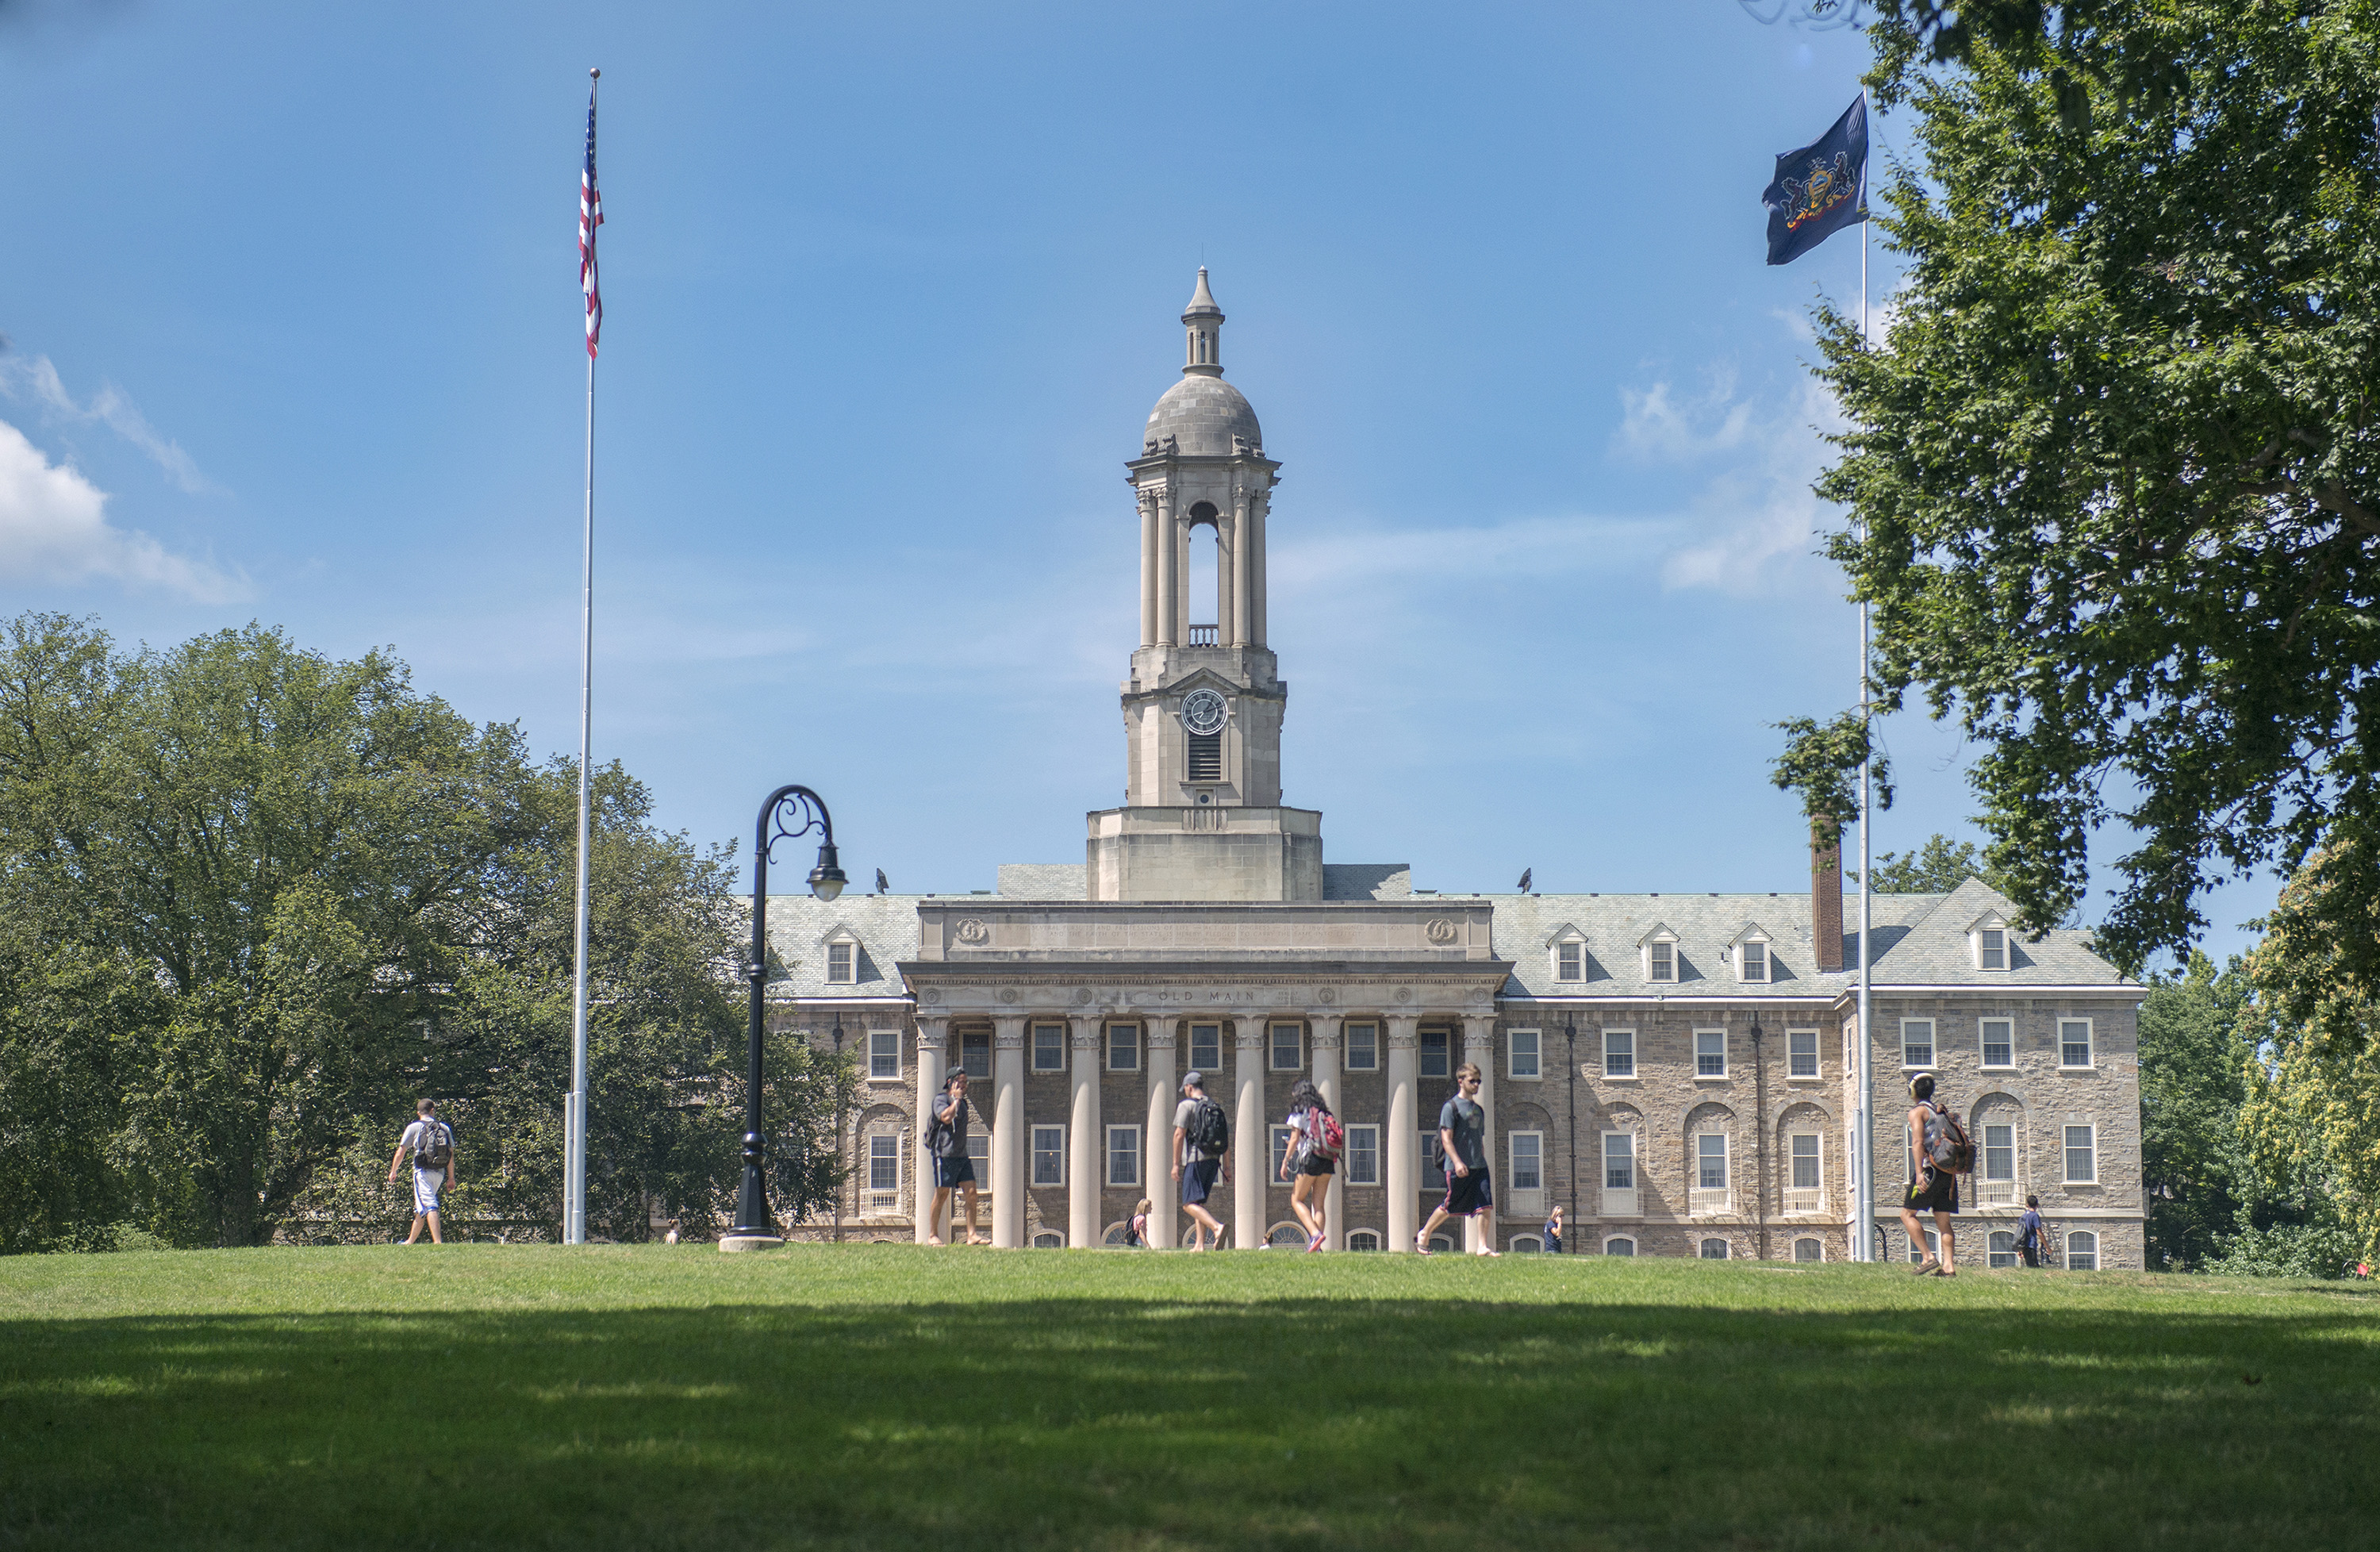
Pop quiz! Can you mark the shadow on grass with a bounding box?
[2,1297,2372,1551]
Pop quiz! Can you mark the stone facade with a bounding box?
[764,274,2146,1270]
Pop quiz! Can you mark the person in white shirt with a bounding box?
[386,1098,456,1244]
[1279,1078,1337,1252]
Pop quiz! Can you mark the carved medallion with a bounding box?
[997,987,1019,1005]
[955,918,989,945]
[1425,918,1457,944]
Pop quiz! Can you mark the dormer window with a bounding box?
[1969,913,2011,971]
[824,933,858,985]
[1642,927,1679,983]
[1741,939,1768,982]
[1546,925,1588,983]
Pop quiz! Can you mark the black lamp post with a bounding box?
[723,784,846,1251]
[1564,1017,1579,1254]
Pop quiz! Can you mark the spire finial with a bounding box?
[1181,268,1223,376]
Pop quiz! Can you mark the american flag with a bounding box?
[580,79,602,359]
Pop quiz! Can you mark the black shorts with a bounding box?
[1297,1154,1335,1177]
[1440,1166,1492,1217]
[1904,1171,1958,1214]
[934,1154,977,1189]
[1180,1157,1221,1208]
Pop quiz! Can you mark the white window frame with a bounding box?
[2059,1018,2095,1070]
[1696,1131,1730,1192]
[2066,1230,2100,1271]
[1031,1230,1065,1249]
[1031,1124,1065,1187]
[1787,1028,1820,1080]
[1972,918,2010,971]
[1188,1023,1222,1074]
[1554,938,1585,982]
[1902,1018,1936,1070]
[1508,1130,1545,1193]
[1344,1124,1380,1186]
[960,1030,991,1080]
[1695,1028,1729,1079]
[1269,1021,1303,1073]
[824,934,858,985]
[1420,1128,1447,1191]
[1345,1229,1382,1250]
[1603,1028,1636,1079]
[1792,1236,1825,1263]
[867,1028,901,1081]
[1983,1122,2017,1199]
[1603,1236,1637,1257]
[1031,1021,1065,1073]
[1645,935,1679,983]
[1106,1124,1141,1187]
[1979,1017,2015,1070]
[1699,1237,1730,1260]
[1509,1234,1545,1254]
[1507,1028,1541,1081]
[1987,1230,2017,1270]
[866,1132,900,1194]
[1603,1131,1637,1189]
[1107,1022,1140,1073]
[2063,1123,2097,1184]
[1787,1131,1822,1204]
[1344,1022,1379,1071]
[1736,935,1771,984]
[1271,1125,1296,1181]
[1420,1030,1450,1078]
[965,1131,989,1181]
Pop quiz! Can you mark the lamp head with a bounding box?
[808,840,847,901]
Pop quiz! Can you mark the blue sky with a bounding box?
[0,2,2272,966]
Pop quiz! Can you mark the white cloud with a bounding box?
[0,418,246,601]
[1615,368,1756,462]
[0,353,217,494]
[1621,373,1847,597]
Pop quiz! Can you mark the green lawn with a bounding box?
[1,1246,2374,1550]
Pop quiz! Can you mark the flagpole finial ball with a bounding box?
[590,67,600,79]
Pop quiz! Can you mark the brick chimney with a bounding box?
[1811,817,1844,972]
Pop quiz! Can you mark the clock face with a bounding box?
[1180,688,1227,736]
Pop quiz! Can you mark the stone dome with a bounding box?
[1142,375,1262,458]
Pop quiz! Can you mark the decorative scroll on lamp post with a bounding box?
[721,784,846,1252]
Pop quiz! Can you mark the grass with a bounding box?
[1,1246,2374,1550]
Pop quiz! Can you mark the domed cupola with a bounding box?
[1141,268,1263,459]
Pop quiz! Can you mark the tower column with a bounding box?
[1069,1016,1102,1250]
[912,1017,947,1244]
[1154,490,1177,647]
[1176,514,1192,645]
[1464,1015,1498,1254]
[1387,1016,1419,1250]
[1234,1021,1266,1250]
[1311,1014,1344,1250]
[1250,490,1269,647]
[1231,495,1253,647]
[1145,1021,1177,1250]
[991,1016,1026,1248]
[1215,512,1234,646]
[1138,490,1158,647]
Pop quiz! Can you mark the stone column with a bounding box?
[1215,512,1234,645]
[1069,1015,1101,1250]
[1154,492,1177,647]
[912,1017,948,1244]
[1464,1015,1498,1254]
[1145,1020,1177,1250]
[1176,516,1192,645]
[1138,490,1158,647]
[1311,1014,1345,1250]
[1231,495,1253,647]
[991,1016,1026,1249]
[1234,1020,1266,1250]
[1386,1016,1419,1251]
[1250,490,1269,647]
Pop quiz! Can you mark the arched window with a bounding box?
[1793,1237,1824,1263]
[1906,1226,1940,1264]
[1031,1230,1064,1249]
[2066,1231,2099,1271]
[1428,1233,1457,1253]
[1699,1237,1730,1260]
[1345,1229,1381,1251]
[1508,1235,1543,1254]
[1988,1230,2017,1269]
[1267,1221,1307,1248]
[1103,1223,1134,1247]
[1603,1236,1637,1257]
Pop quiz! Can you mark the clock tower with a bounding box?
[1085,271,1324,901]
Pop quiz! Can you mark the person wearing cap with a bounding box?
[1901,1072,1959,1276]
[1171,1070,1231,1251]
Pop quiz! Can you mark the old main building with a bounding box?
[763,273,2146,1269]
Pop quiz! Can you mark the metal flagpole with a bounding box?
[566,67,601,1247]
[1853,194,1876,1262]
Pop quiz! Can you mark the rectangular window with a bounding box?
[1557,941,1583,981]
[1741,940,1767,982]
[1031,1125,1065,1187]
[1697,1134,1729,1190]
[961,1030,990,1079]
[826,941,855,983]
[1981,1019,2014,1068]
[868,1029,900,1081]
[1345,1023,1378,1071]
[1695,1028,1728,1078]
[965,1132,988,1180]
[1421,1031,1449,1078]
[2060,1020,2094,1068]
[1984,1123,2014,1183]
[1189,1024,1221,1073]
[1270,1022,1302,1072]
[1902,1020,1936,1069]
[1345,1124,1380,1185]
[1604,1029,1635,1078]
[2064,1124,2096,1183]
[1032,1022,1065,1072]
[1980,928,2007,970]
[1422,1130,1447,1190]
[1107,1124,1140,1186]
[1187,731,1222,782]
[1271,1126,1295,1180]
[1107,1023,1139,1072]
[1508,1028,1541,1080]
[1791,1133,1821,1190]
[1988,1230,2017,1270]
[868,1134,900,1193]
[1603,1131,1635,1189]
[1787,1028,1818,1078]
[1510,1132,1543,1191]
[1649,940,1676,982]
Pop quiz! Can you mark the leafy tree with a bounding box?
[2136,953,2255,1270]
[1848,832,2013,894]
[1776,1,2380,985]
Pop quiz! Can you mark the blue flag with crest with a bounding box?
[1763,95,1868,265]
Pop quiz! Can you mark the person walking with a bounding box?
[1417,1063,1497,1256]
[2017,1193,2048,1269]
[1544,1203,1564,1255]
[386,1099,455,1245]
[1172,1070,1231,1250]
[1279,1078,1338,1252]
[923,1070,985,1247]
[1900,1073,1960,1277]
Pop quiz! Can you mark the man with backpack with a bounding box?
[2017,1194,2048,1269]
[1417,1063,1498,1256]
[922,1070,984,1247]
[1900,1073,1969,1277]
[386,1099,455,1245]
[1172,1070,1232,1250]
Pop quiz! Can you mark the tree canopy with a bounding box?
[1780,0,2380,988]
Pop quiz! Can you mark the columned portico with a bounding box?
[1386,1015,1420,1251]
[991,1016,1026,1249]
[1464,1014,1497,1254]
[1311,1014,1344,1250]
[1234,1022,1265,1250]
[1145,1021,1177,1250]
[913,1017,947,1244]
[1069,1015,1101,1250]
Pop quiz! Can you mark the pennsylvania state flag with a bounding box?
[1763,94,1868,265]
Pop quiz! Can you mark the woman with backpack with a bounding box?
[1279,1078,1341,1253]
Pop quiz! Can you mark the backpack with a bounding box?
[1304,1108,1345,1164]
[414,1118,451,1172]
[923,1097,958,1158]
[1189,1095,1230,1157]
[1922,1102,1975,1174]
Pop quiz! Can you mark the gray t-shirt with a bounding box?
[401,1118,452,1172]
[1175,1097,1221,1162]
[1439,1094,1488,1170]
[933,1089,971,1155]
